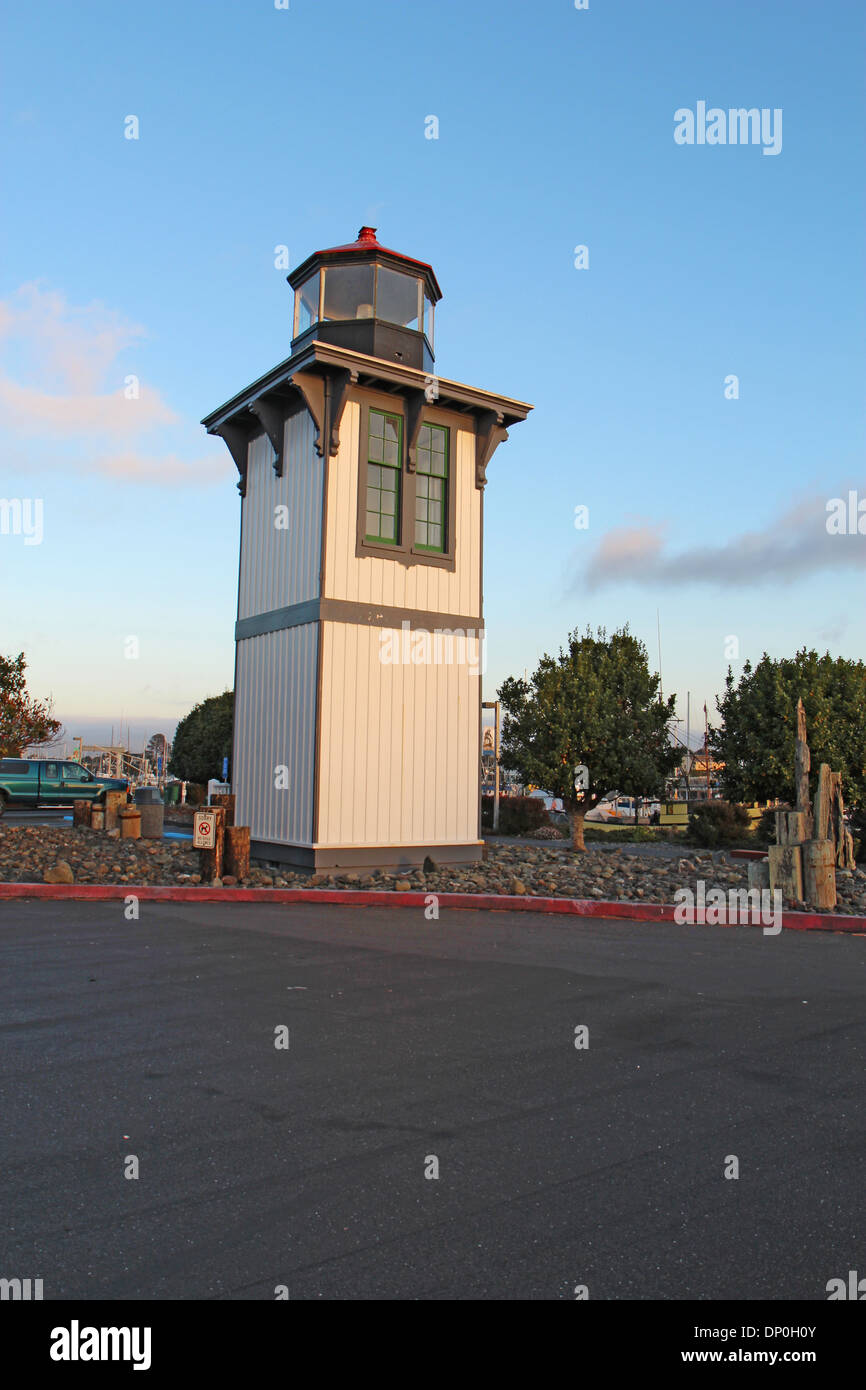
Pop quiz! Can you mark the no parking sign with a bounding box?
[193,809,217,848]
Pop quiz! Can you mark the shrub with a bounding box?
[685,800,751,848]
[495,796,550,836]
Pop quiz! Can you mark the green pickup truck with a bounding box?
[0,759,129,815]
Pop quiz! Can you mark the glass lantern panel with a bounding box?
[376,267,421,329]
[322,263,375,321]
[294,273,320,336]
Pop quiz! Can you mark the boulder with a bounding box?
[44,860,74,884]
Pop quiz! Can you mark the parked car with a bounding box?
[528,789,565,813]
[0,758,129,814]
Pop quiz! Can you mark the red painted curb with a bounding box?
[729,849,770,860]
[0,882,864,933]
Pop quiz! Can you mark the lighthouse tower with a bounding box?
[203,228,531,869]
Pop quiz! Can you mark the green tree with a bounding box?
[0,653,61,757]
[498,626,680,850]
[711,650,866,809]
[169,691,233,785]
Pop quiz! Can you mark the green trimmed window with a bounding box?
[415,423,448,552]
[365,409,402,544]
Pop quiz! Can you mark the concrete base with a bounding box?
[250,840,484,871]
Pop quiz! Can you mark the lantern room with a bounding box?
[289,225,440,372]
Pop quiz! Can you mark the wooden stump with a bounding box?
[104,791,127,834]
[119,808,141,840]
[768,844,803,903]
[73,799,91,829]
[199,806,225,883]
[775,811,809,846]
[802,839,836,909]
[748,859,770,892]
[90,805,105,831]
[224,826,250,880]
[211,793,235,827]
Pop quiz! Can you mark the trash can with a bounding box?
[133,785,165,840]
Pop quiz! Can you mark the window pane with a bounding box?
[428,524,442,549]
[417,425,431,451]
[415,521,427,545]
[366,511,378,535]
[369,412,385,439]
[381,514,396,540]
[383,417,398,444]
[383,438,398,466]
[417,497,428,521]
[376,267,420,329]
[381,489,395,514]
[295,273,319,335]
[429,478,442,500]
[368,434,383,463]
[322,263,375,321]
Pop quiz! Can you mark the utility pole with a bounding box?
[704,703,711,800]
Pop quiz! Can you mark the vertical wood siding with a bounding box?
[234,624,318,845]
[316,621,480,846]
[238,410,322,620]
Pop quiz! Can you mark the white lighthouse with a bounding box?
[203,227,531,869]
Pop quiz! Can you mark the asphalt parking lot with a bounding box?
[1,901,865,1300]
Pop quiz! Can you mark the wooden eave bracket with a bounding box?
[292,367,357,458]
[404,387,428,473]
[212,420,253,497]
[249,394,285,477]
[475,409,509,488]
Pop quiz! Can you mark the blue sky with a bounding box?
[1,0,863,750]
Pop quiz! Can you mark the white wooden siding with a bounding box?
[238,410,322,620]
[323,395,481,617]
[234,624,318,845]
[316,621,480,847]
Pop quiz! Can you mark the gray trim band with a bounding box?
[236,597,483,641]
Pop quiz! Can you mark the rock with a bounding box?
[44,860,74,884]
[106,829,120,839]
[222,875,238,886]
[394,878,412,891]
[423,855,437,873]
[510,878,527,895]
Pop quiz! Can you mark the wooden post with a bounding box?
[794,697,812,835]
[72,799,90,829]
[104,790,127,834]
[768,844,804,903]
[776,810,809,846]
[211,793,235,827]
[813,763,832,841]
[224,826,251,880]
[802,840,837,909]
[199,806,225,882]
[747,859,770,892]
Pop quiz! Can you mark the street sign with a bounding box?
[193,809,217,848]
[222,756,229,781]
[157,756,163,775]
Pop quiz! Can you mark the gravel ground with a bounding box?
[2,823,865,915]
